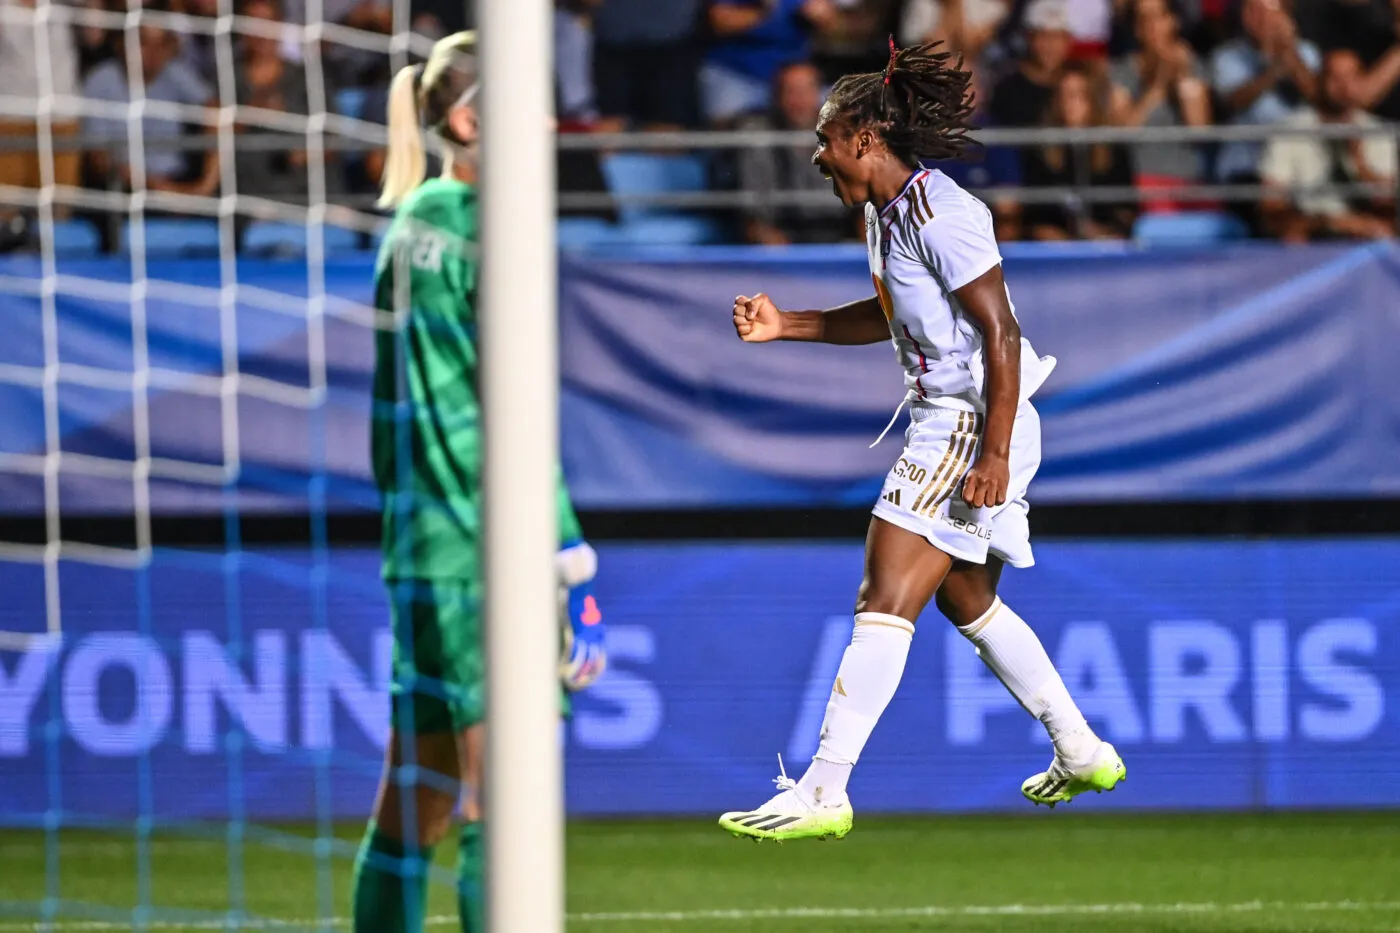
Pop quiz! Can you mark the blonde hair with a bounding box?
[378,31,479,209]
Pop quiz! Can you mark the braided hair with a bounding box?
[378,31,480,209]
[825,39,976,167]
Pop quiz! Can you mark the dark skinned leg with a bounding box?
[456,724,485,933]
[937,554,1110,787]
[855,516,956,621]
[371,729,463,844]
[935,556,1004,628]
[353,729,461,933]
[789,518,954,803]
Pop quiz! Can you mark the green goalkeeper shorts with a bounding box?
[386,578,569,735]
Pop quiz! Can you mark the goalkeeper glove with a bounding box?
[557,540,606,691]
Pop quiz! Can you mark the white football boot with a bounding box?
[1022,740,1127,807]
[718,756,854,842]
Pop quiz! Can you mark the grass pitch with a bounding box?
[1,811,1398,932]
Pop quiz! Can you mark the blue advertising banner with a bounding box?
[3,242,1399,513]
[1,538,1397,822]
[559,241,1400,505]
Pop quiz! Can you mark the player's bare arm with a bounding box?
[953,264,1019,509]
[732,293,888,345]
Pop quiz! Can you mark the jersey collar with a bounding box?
[878,169,929,219]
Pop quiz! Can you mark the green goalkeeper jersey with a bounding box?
[371,177,582,581]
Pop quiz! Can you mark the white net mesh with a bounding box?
[0,1,455,927]
[0,0,438,639]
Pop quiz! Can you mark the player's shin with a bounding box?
[796,612,915,803]
[957,598,1098,762]
[456,821,484,933]
[352,820,433,933]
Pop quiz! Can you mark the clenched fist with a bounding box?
[732,293,784,343]
[962,453,1009,509]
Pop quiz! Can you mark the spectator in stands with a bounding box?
[1186,0,1237,61]
[1210,0,1318,186]
[179,0,221,85]
[421,0,469,34]
[1310,0,1400,120]
[81,2,221,198]
[899,0,1011,63]
[408,7,446,41]
[932,60,1024,239]
[0,0,81,224]
[1064,0,1115,60]
[989,0,1072,128]
[704,0,841,125]
[591,0,703,130]
[1023,62,1136,238]
[285,1,393,38]
[235,0,339,205]
[736,60,853,243]
[358,79,391,194]
[1260,48,1396,241]
[76,0,118,78]
[282,0,391,88]
[554,1,613,220]
[810,0,903,82]
[1109,0,1211,208]
[556,0,599,124]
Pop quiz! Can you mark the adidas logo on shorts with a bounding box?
[882,489,901,507]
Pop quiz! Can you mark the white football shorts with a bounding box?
[871,401,1042,567]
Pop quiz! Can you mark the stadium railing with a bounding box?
[3,123,1398,211]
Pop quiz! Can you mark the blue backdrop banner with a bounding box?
[2,242,1399,513]
[1,538,1397,822]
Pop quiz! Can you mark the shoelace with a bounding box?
[771,754,831,812]
[772,753,798,793]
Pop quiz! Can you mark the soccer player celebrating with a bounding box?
[353,33,606,932]
[718,42,1124,842]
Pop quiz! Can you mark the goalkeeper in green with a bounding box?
[352,32,606,933]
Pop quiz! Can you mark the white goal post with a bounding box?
[478,2,564,933]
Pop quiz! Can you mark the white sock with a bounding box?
[797,612,914,804]
[958,598,1098,763]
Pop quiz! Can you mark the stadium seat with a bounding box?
[122,218,223,257]
[49,219,101,256]
[598,152,720,246]
[612,215,725,247]
[1133,211,1249,246]
[334,88,369,120]
[557,216,623,250]
[557,215,727,251]
[600,153,708,220]
[324,225,367,254]
[368,221,391,252]
[241,221,363,256]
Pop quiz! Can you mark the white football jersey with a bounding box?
[866,168,1054,412]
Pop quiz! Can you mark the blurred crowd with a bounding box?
[1,0,1397,246]
[571,0,1397,243]
[0,0,462,221]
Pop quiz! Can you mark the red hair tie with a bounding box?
[883,35,897,85]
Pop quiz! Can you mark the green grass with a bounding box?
[2,812,1399,932]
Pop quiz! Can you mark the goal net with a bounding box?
[0,0,461,927]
